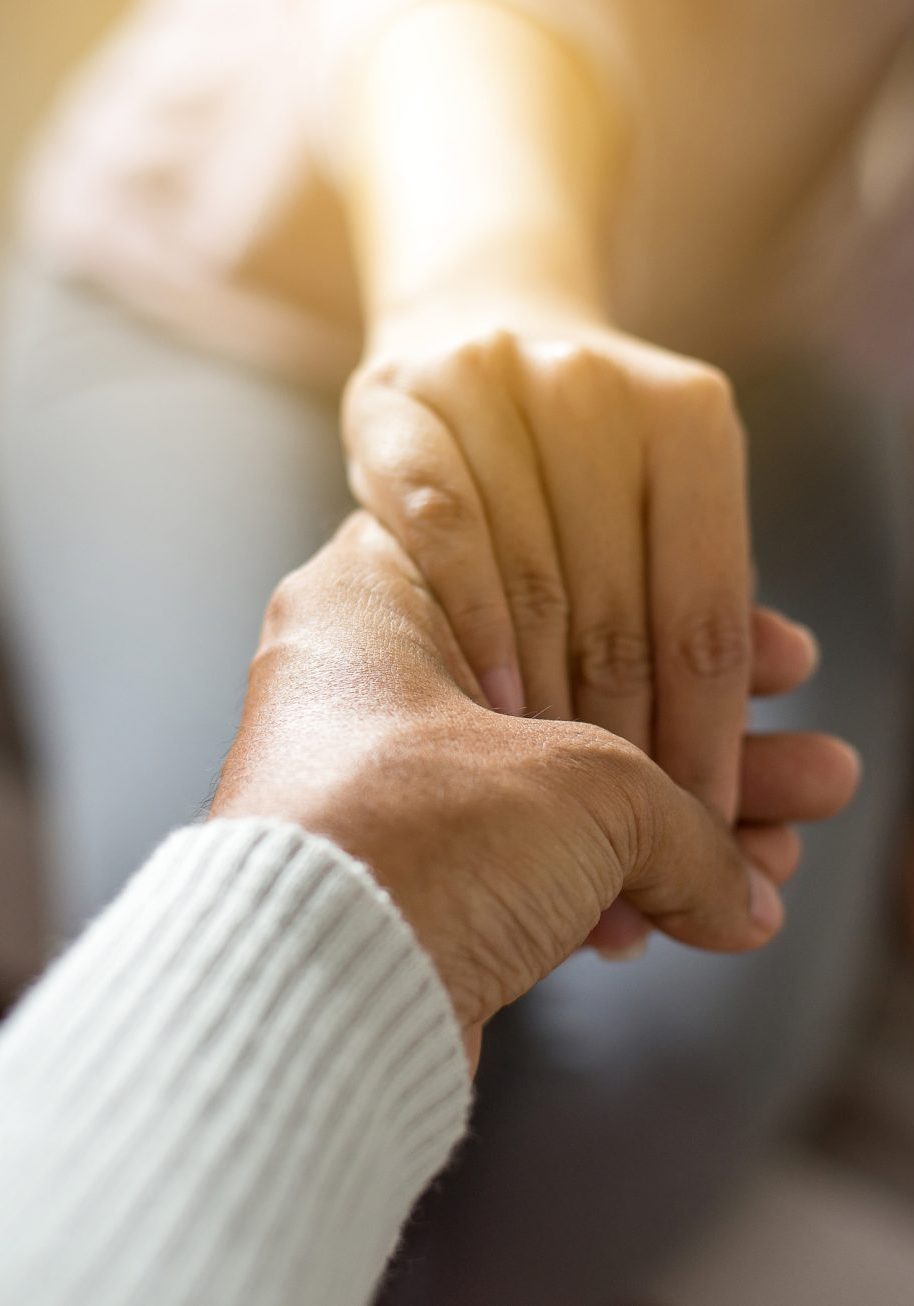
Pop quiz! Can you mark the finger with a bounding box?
[736,825,803,886]
[589,850,803,957]
[618,750,784,951]
[740,732,861,824]
[411,343,572,721]
[586,898,652,960]
[343,377,524,715]
[337,513,490,705]
[649,374,752,822]
[591,823,805,960]
[751,608,820,697]
[525,348,651,749]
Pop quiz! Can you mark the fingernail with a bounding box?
[480,665,524,716]
[595,938,649,963]
[748,866,784,933]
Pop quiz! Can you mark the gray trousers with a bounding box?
[1,261,911,1301]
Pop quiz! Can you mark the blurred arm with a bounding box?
[337,0,622,344]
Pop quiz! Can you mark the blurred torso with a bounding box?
[20,0,914,388]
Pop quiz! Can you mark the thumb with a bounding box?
[620,759,784,952]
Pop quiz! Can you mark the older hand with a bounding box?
[212,515,859,1069]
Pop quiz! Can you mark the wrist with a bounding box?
[212,723,506,1049]
[340,0,616,359]
[363,215,607,326]
[363,280,610,361]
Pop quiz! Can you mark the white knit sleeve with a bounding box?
[0,819,471,1306]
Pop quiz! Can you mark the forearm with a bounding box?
[0,820,469,1306]
[339,0,618,344]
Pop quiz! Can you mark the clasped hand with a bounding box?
[214,515,859,1070]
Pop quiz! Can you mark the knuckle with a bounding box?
[399,481,474,539]
[650,361,740,442]
[474,326,516,360]
[680,363,736,414]
[345,456,373,509]
[448,329,515,378]
[554,344,601,387]
[548,717,609,757]
[265,568,305,630]
[681,368,742,445]
[341,364,405,442]
[552,720,648,793]
[553,723,653,872]
[505,570,569,629]
[573,624,652,697]
[256,567,315,664]
[612,753,659,877]
[537,345,623,414]
[672,607,751,681]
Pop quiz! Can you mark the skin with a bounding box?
[212,514,860,1071]
[338,0,756,824]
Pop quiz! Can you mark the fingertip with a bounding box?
[751,607,821,696]
[595,938,649,962]
[741,731,863,826]
[793,622,821,674]
[748,864,785,938]
[833,737,863,787]
[811,734,863,815]
[587,897,652,959]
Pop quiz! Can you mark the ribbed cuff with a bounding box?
[0,819,471,1306]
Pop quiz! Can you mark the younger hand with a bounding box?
[345,313,752,821]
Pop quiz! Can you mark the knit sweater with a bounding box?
[0,819,471,1306]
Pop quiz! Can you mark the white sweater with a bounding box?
[0,819,471,1306]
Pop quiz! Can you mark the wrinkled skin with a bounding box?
[213,514,859,1070]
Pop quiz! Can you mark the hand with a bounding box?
[589,604,839,957]
[212,515,859,1070]
[344,313,753,822]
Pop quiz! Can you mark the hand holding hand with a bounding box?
[346,315,753,822]
[212,515,858,1068]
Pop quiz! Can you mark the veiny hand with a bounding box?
[345,314,754,822]
[212,514,859,1070]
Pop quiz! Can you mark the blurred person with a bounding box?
[0,515,859,1306]
[0,1,913,1299]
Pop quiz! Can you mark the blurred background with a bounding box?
[3,6,914,1304]
[0,2,125,222]
[0,0,128,1003]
